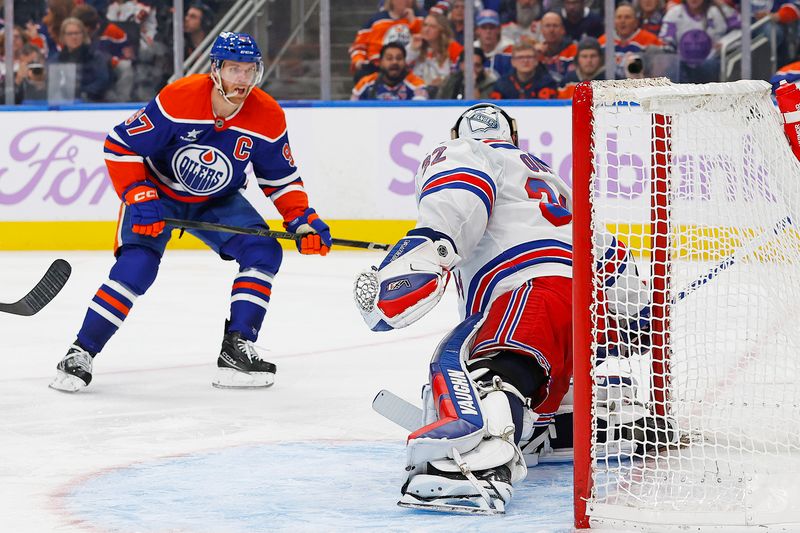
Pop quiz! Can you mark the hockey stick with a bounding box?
[372,389,422,431]
[0,259,72,316]
[674,216,792,302]
[163,218,391,251]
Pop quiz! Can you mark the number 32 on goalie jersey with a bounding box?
[521,153,572,227]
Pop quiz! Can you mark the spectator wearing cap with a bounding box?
[349,0,423,84]
[352,42,428,100]
[491,42,558,99]
[558,36,605,98]
[562,0,603,42]
[599,3,663,79]
[535,12,577,85]
[437,47,499,99]
[475,8,514,77]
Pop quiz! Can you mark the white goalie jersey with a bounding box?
[414,137,573,319]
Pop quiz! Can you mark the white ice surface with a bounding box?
[0,251,573,532]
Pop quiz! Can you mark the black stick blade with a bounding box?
[0,259,72,316]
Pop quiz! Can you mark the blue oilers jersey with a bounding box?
[103,74,305,205]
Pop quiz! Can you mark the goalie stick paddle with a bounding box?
[163,218,391,251]
[372,389,423,431]
[0,259,72,316]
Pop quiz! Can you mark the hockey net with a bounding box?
[572,79,800,530]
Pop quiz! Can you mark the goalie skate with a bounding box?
[398,464,512,515]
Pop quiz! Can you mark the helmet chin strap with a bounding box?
[211,68,254,108]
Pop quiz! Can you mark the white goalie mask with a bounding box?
[451,103,518,146]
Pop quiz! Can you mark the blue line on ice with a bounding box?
[63,441,573,532]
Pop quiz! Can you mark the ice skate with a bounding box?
[399,462,513,515]
[50,343,93,393]
[212,330,276,389]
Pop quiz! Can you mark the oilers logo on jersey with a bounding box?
[171,145,233,196]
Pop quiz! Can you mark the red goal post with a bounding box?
[572,79,800,530]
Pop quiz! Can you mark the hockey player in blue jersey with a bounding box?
[50,32,332,392]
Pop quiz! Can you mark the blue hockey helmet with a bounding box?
[210,31,262,65]
[209,31,264,104]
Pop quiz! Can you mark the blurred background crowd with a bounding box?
[0,0,797,105]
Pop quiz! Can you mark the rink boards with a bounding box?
[0,101,572,250]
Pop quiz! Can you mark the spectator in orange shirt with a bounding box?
[599,3,663,79]
[349,0,423,84]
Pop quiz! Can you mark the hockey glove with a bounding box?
[285,208,332,256]
[123,182,165,237]
[354,228,459,331]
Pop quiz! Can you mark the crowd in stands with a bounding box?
[0,0,798,104]
[349,0,800,100]
[0,0,216,104]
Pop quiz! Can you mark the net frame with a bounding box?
[572,79,800,530]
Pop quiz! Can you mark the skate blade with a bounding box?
[49,371,87,393]
[212,368,275,389]
[398,494,505,515]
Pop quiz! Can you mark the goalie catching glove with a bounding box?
[354,228,459,331]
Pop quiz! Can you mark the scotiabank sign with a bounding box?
[0,104,576,221]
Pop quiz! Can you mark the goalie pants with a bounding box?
[471,276,572,427]
[75,192,283,354]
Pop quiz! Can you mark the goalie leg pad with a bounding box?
[401,314,527,514]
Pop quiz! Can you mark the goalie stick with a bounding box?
[163,218,391,251]
[372,389,422,431]
[0,259,71,316]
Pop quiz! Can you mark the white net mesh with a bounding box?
[586,79,800,528]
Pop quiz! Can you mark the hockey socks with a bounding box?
[228,268,273,341]
[76,246,159,354]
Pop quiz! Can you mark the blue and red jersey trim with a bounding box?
[466,239,572,316]
[419,166,496,217]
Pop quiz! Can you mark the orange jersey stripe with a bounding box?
[96,289,130,316]
[232,282,272,297]
[104,138,137,156]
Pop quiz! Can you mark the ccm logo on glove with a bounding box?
[129,189,158,203]
[123,182,165,237]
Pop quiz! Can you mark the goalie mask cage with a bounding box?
[572,79,800,530]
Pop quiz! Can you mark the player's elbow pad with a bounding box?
[354,229,459,331]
